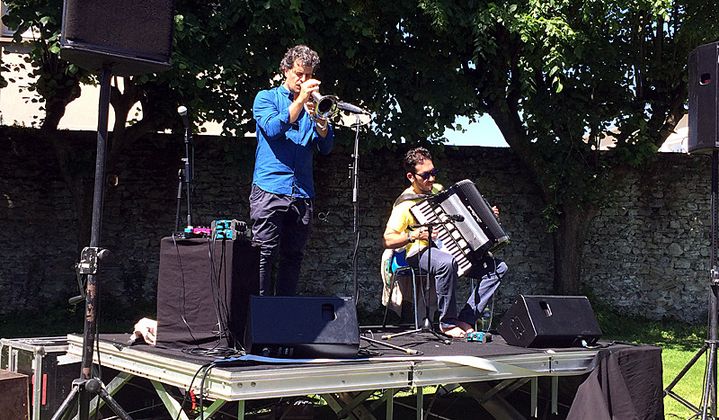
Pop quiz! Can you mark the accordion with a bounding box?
[410,179,509,277]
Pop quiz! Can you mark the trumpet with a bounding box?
[307,91,339,120]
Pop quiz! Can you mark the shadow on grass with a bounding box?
[593,301,706,352]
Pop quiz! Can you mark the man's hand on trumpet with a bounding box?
[313,114,329,135]
[296,79,321,105]
[296,79,330,135]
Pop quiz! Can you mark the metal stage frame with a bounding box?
[58,333,606,419]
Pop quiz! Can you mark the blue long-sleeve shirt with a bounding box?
[252,84,334,198]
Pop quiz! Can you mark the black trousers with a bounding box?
[249,184,313,296]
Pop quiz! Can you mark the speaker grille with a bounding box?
[688,41,719,153]
[246,296,360,358]
[498,295,602,348]
[60,0,174,75]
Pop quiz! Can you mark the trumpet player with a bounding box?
[250,44,334,296]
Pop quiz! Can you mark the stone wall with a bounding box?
[582,154,711,322]
[0,127,710,324]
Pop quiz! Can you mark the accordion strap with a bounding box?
[393,192,429,207]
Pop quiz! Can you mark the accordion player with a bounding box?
[410,179,509,277]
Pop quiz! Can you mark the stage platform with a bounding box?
[53,331,662,419]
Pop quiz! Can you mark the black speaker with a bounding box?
[60,0,174,76]
[246,296,360,358]
[688,41,719,153]
[498,295,602,348]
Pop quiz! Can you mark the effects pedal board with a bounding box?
[211,219,250,241]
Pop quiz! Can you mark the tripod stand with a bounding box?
[664,149,719,419]
[382,222,451,344]
[52,68,132,420]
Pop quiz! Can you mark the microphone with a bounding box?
[409,214,463,229]
[337,100,369,115]
[177,105,190,128]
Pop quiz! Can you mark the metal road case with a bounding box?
[0,337,79,420]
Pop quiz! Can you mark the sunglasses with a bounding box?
[415,168,438,180]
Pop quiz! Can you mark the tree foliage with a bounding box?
[368,0,719,292]
[2,0,90,129]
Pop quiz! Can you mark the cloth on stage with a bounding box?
[567,344,664,420]
[130,317,157,346]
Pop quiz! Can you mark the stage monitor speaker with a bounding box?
[688,41,719,153]
[498,295,602,348]
[60,0,174,76]
[246,296,360,358]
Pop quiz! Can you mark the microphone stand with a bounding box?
[381,220,453,344]
[174,118,193,234]
[350,114,360,303]
[344,111,418,354]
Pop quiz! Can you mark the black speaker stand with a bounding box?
[51,68,132,420]
[664,149,719,419]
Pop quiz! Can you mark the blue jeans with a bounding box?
[249,184,313,296]
[410,247,506,328]
[458,256,507,326]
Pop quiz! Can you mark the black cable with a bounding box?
[174,169,182,234]
[217,240,233,346]
[206,236,247,354]
[181,346,240,358]
[174,361,214,420]
[198,363,215,419]
[206,237,227,349]
[171,235,200,345]
[94,283,101,420]
[170,234,241,356]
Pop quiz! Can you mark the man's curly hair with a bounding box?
[280,45,320,71]
[403,147,433,173]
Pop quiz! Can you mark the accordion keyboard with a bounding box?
[412,200,474,277]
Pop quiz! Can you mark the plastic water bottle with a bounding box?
[479,309,492,332]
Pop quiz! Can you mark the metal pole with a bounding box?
[53,66,133,420]
[351,115,361,302]
[80,66,111,379]
[702,149,719,419]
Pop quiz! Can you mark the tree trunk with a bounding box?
[552,204,598,294]
[49,133,94,252]
[41,83,81,131]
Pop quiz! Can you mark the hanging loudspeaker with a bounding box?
[60,0,174,76]
[688,41,719,153]
[498,295,602,348]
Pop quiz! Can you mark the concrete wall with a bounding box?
[0,127,710,324]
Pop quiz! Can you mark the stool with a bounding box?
[382,250,427,329]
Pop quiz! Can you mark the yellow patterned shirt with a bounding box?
[385,183,444,258]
